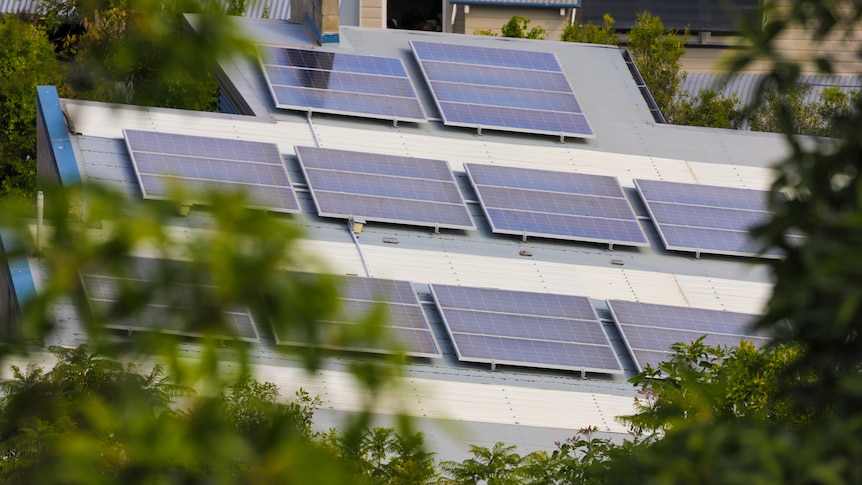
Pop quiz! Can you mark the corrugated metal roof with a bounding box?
[0,0,39,14]
[360,245,771,314]
[681,72,862,108]
[313,123,776,191]
[31,22,803,460]
[239,0,290,20]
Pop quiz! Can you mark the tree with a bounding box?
[322,426,438,484]
[748,85,860,137]
[0,15,69,199]
[626,12,687,116]
[475,15,546,39]
[440,441,523,484]
[589,1,862,481]
[63,1,220,110]
[0,180,420,482]
[667,90,745,129]
[560,13,619,45]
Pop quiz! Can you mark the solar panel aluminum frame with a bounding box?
[257,44,428,124]
[465,163,649,248]
[271,275,443,359]
[295,146,476,232]
[633,179,781,259]
[606,299,767,373]
[80,271,260,343]
[123,129,300,214]
[409,40,595,140]
[430,284,624,375]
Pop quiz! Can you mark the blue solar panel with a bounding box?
[607,299,769,372]
[410,41,594,139]
[420,61,573,91]
[634,179,781,258]
[429,82,581,111]
[124,130,300,213]
[296,146,475,231]
[431,284,623,374]
[466,163,648,246]
[81,257,259,342]
[438,103,593,136]
[263,66,418,97]
[410,41,561,71]
[273,274,441,358]
[258,45,427,123]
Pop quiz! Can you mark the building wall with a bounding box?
[360,0,384,28]
[460,5,571,39]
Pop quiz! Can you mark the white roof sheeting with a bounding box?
[360,245,771,313]
[313,123,775,191]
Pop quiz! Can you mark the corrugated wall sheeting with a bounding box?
[0,0,39,13]
[241,0,290,20]
[360,245,772,312]
[313,124,776,190]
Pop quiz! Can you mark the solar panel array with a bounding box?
[272,274,442,358]
[410,40,594,139]
[635,179,787,258]
[607,300,769,372]
[257,45,426,123]
[466,163,648,246]
[295,146,475,231]
[80,257,259,342]
[431,284,623,373]
[124,129,300,213]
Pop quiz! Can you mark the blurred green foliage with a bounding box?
[0,16,69,201]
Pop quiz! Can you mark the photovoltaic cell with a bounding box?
[258,45,426,123]
[466,163,648,246]
[296,146,475,231]
[80,257,259,342]
[431,284,623,374]
[272,274,441,358]
[635,179,787,258]
[410,40,594,139]
[124,129,300,213]
[607,299,769,372]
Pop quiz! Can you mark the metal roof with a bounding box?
[26,19,799,460]
[0,0,39,14]
[682,72,862,108]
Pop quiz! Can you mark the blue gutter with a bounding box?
[0,229,36,316]
[36,86,82,188]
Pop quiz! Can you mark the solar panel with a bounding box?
[607,299,770,372]
[257,45,427,123]
[410,41,593,140]
[80,257,259,342]
[124,129,300,213]
[295,146,475,231]
[272,274,442,358]
[430,284,623,374]
[635,179,793,258]
[465,163,648,247]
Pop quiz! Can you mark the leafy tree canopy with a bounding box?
[560,13,619,45]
